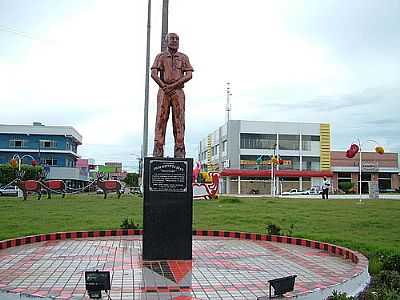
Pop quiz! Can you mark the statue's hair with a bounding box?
[165,33,179,41]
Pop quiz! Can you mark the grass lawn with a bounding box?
[0,194,399,256]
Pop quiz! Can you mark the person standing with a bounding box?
[322,177,330,199]
[151,33,194,158]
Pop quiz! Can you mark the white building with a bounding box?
[198,120,332,195]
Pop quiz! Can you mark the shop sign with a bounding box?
[362,162,378,172]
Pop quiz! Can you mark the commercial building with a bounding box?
[100,162,128,181]
[0,122,88,185]
[331,151,399,193]
[198,120,332,194]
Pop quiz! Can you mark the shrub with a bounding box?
[376,270,400,291]
[362,288,400,300]
[120,218,140,229]
[286,223,295,236]
[382,254,400,273]
[327,290,355,300]
[338,182,354,194]
[266,223,281,235]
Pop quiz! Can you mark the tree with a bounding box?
[0,164,43,185]
[338,181,354,194]
[123,173,139,187]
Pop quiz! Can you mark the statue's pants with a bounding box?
[153,88,185,157]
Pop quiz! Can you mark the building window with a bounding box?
[40,140,57,149]
[361,173,371,181]
[279,156,299,170]
[240,133,276,149]
[337,172,352,187]
[301,135,319,151]
[302,135,320,142]
[338,172,351,179]
[279,135,300,150]
[9,139,25,148]
[222,140,227,152]
[211,145,219,156]
[44,158,58,166]
[301,157,320,170]
[379,173,392,191]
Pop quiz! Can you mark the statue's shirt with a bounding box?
[151,51,193,86]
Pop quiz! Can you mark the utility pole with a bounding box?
[161,0,169,51]
[142,0,151,159]
[225,82,232,194]
[225,82,232,122]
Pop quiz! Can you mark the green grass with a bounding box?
[0,194,399,256]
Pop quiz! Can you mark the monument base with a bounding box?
[143,157,193,260]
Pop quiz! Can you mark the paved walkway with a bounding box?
[0,235,368,299]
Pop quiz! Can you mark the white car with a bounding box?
[0,186,20,197]
[281,189,308,196]
[304,187,322,195]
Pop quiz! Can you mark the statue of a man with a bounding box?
[151,33,193,158]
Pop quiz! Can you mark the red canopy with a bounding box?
[220,169,333,178]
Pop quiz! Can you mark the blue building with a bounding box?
[0,122,81,166]
[0,122,88,185]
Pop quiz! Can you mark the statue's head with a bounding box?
[166,33,179,51]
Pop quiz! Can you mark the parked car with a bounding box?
[129,187,142,195]
[281,189,308,196]
[0,185,20,197]
[96,188,124,194]
[304,187,322,195]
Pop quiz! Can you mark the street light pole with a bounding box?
[161,0,169,51]
[142,0,151,160]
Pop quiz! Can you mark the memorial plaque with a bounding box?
[143,157,193,260]
[149,160,188,192]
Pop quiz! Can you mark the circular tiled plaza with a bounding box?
[0,231,369,299]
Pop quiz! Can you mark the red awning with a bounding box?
[220,169,333,178]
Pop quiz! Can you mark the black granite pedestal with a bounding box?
[143,157,193,260]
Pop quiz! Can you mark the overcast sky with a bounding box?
[0,0,399,171]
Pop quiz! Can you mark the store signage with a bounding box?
[240,159,291,166]
[362,162,378,172]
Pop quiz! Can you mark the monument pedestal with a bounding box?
[143,157,193,260]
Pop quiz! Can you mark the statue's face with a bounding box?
[167,33,179,50]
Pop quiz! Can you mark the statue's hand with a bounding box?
[163,85,176,96]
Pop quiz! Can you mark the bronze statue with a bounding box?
[151,33,193,158]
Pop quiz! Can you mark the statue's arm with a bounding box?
[150,54,166,89]
[168,70,192,90]
[151,69,166,89]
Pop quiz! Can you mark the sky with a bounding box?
[0,0,399,172]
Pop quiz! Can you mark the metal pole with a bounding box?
[161,0,169,51]
[271,159,275,197]
[142,0,151,159]
[226,82,232,122]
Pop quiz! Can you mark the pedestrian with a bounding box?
[322,177,330,199]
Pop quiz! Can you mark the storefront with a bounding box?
[331,151,399,193]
